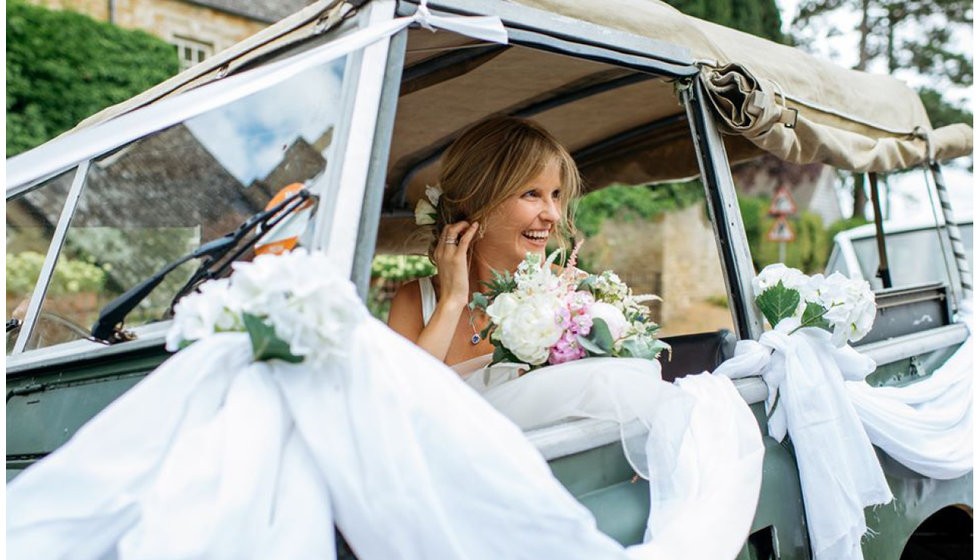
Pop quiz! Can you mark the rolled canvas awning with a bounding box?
[517,0,973,171]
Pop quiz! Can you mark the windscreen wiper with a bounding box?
[90,188,315,343]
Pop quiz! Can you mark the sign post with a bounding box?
[767,187,798,263]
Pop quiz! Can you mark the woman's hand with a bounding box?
[432,221,479,307]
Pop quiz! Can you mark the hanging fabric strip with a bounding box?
[846,304,973,480]
[714,322,893,560]
[7,1,507,191]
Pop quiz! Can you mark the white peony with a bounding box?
[165,278,241,351]
[493,292,564,365]
[589,302,629,340]
[486,292,520,324]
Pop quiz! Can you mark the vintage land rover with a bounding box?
[6,0,973,557]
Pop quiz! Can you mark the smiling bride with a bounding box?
[387,116,580,384]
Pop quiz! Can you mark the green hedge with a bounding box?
[739,195,867,274]
[574,181,705,238]
[6,1,179,156]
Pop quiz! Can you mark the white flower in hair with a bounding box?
[414,184,443,226]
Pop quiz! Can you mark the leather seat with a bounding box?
[658,329,737,382]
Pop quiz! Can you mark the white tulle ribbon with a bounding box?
[714,323,892,560]
[846,303,973,480]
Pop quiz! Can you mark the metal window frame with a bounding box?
[11,161,91,354]
[682,80,764,341]
[316,0,398,275]
[352,27,409,298]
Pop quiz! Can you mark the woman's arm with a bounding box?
[388,280,464,362]
[387,220,479,362]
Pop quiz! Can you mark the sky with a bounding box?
[775,0,975,224]
[185,58,347,186]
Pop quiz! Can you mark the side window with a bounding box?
[20,56,349,351]
[572,181,734,338]
[6,169,76,353]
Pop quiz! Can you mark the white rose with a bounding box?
[589,301,629,340]
[424,184,442,206]
[414,199,436,226]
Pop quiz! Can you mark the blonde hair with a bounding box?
[428,116,581,261]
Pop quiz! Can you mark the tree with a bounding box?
[791,0,973,216]
[664,0,787,43]
[6,1,180,157]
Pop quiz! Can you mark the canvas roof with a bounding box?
[72,0,972,209]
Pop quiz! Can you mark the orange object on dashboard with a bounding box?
[255,183,315,256]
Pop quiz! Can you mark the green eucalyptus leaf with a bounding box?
[243,313,304,363]
[620,337,667,360]
[756,281,800,327]
[491,344,522,366]
[470,292,488,310]
[576,334,607,355]
[590,318,615,353]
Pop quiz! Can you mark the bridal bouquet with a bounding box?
[470,248,668,370]
[752,263,876,346]
[165,249,365,363]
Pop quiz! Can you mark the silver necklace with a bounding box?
[467,307,484,345]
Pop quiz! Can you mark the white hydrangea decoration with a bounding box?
[753,263,876,346]
[166,249,366,362]
[165,278,242,351]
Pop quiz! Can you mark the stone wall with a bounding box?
[580,203,734,336]
[28,0,264,54]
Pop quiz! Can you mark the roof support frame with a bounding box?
[682,80,763,341]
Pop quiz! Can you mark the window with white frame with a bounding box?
[171,35,214,70]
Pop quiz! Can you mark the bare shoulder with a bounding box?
[387,279,424,340]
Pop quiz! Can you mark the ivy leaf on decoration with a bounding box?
[243,313,304,363]
[800,301,832,331]
[756,281,800,328]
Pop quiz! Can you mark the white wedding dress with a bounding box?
[419,276,524,392]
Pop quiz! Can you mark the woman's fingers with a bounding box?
[457,221,479,252]
[439,221,470,249]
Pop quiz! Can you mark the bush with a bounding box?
[6,1,179,156]
[574,181,705,238]
[6,251,107,297]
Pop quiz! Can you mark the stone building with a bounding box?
[27,0,312,69]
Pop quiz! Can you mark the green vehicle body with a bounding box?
[6,1,972,557]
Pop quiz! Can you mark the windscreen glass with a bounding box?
[24,57,348,351]
[6,169,76,354]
